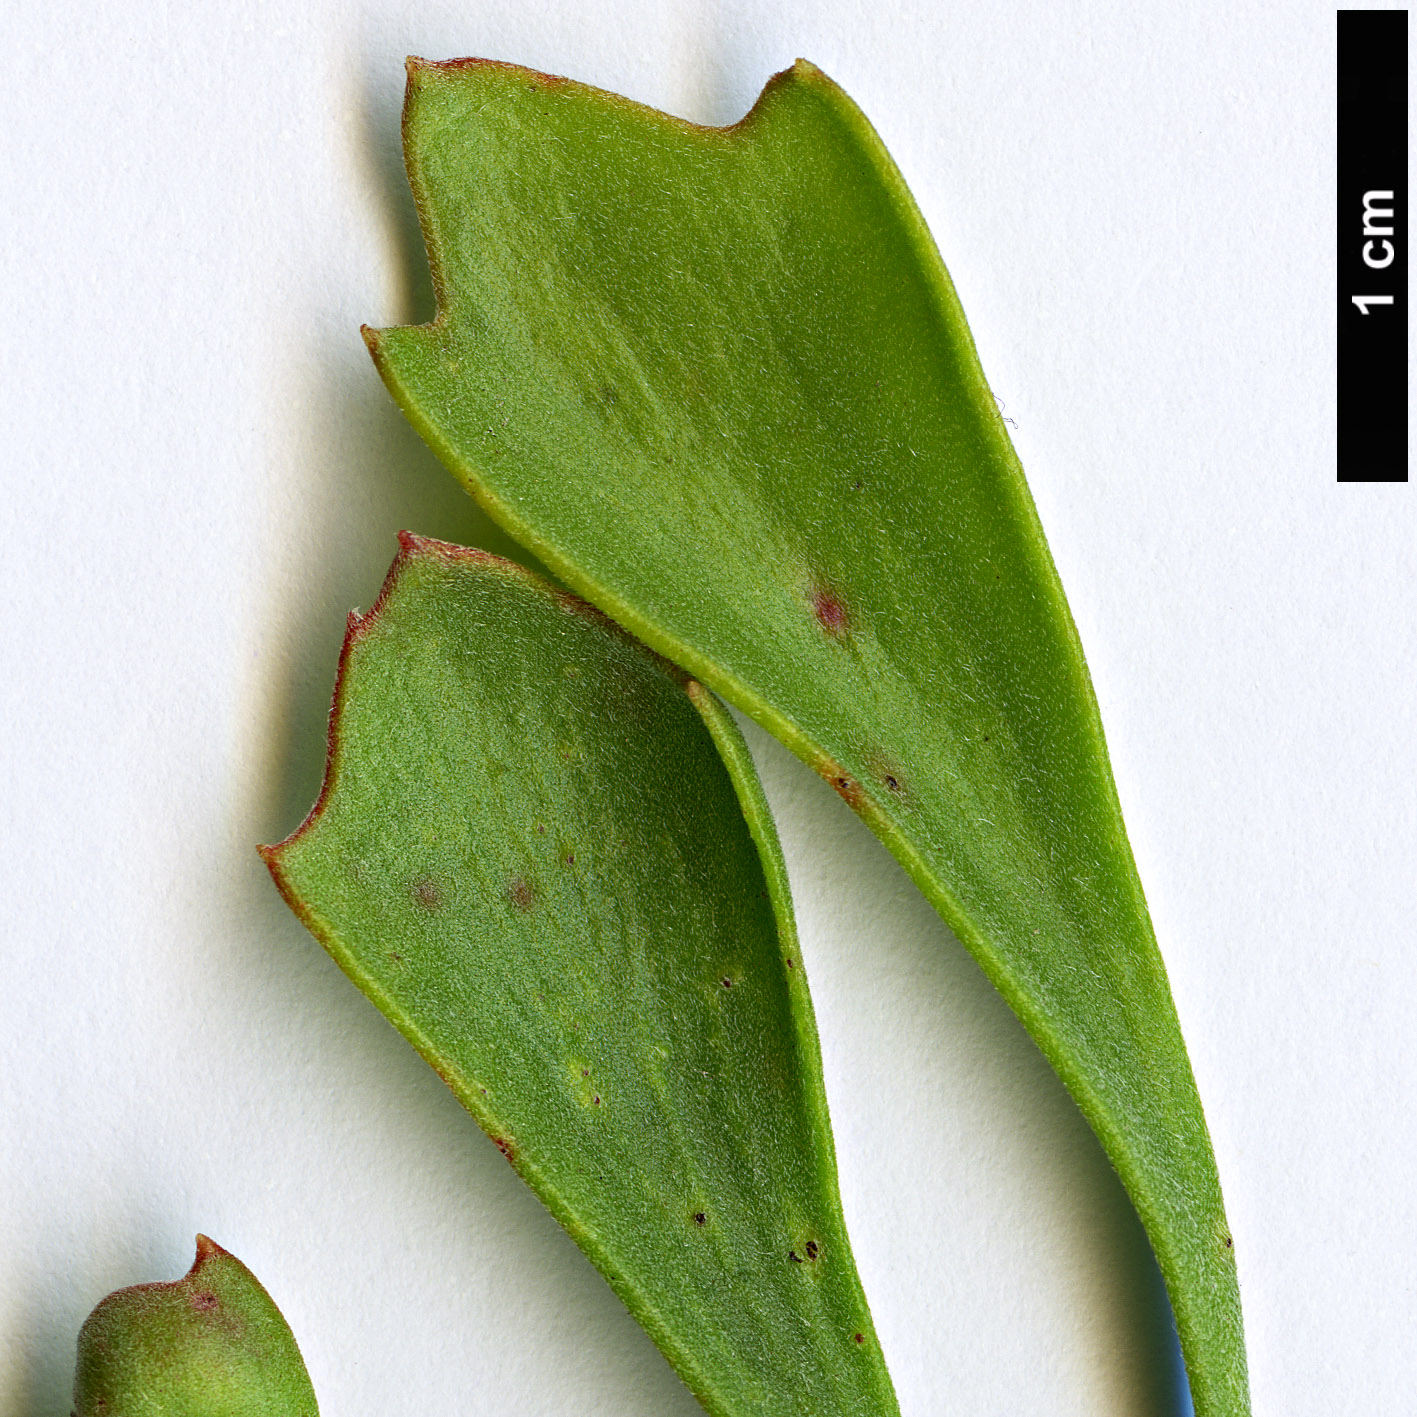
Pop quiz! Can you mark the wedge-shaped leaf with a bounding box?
[263,535,897,1417]
[73,1235,319,1417]
[365,59,1247,1415]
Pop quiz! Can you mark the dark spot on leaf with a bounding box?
[786,958,794,969]
[855,1333,864,1344]
[582,1068,589,1077]
[788,1250,802,1263]
[1224,1235,1233,1248]
[592,1094,601,1106]
[694,1212,707,1226]
[811,586,850,637]
[412,876,442,910]
[864,752,909,800]
[536,824,545,835]
[827,771,864,808]
[190,1291,218,1312]
[389,952,402,963]
[508,877,534,912]
[565,853,575,865]
[805,1240,819,1260]
[851,479,863,491]
[493,1137,515,1162]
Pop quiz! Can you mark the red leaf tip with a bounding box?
[189,1234,226,1274]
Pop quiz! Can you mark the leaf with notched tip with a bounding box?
[262,535,898,1417]
[72,1235,318,1417]
[365,58,1248,1415]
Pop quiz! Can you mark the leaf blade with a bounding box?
[264,535,899,1417]
[72,1236,319,1417]
[368,59,1248,1415]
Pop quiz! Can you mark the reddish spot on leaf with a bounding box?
[412,876,443,910]
[190,1291,218,1312]
[508,877,534,911]
[811,586,850,637]
[828,772,864,808]
[493,1137,516,1162]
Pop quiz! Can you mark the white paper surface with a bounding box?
[1,3,1409,1414]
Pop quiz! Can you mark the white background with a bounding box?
[1,3,1409,1414]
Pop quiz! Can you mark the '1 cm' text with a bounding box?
[1352,191,1397,315]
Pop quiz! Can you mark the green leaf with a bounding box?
[72,1235,319,1416]
[365,58,1248,1415]
[262,535,898,1417]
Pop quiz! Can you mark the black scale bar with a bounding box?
[1337,9,1408,482]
